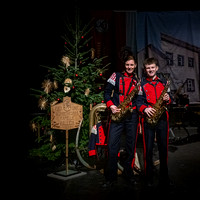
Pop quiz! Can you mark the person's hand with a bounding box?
[163,93,170,101]
[110,105,121,114]
[144,107,156,117]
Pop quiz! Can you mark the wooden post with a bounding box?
[66,129,69,174]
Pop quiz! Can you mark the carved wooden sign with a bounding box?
[51,96,83,130]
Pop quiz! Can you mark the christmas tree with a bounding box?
[29,10,110,166]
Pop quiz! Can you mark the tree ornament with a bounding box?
[91,48,95,59]
[64,87,70,93]
[61,56,70,68]
[53,80,58,89]
[50,134,53,142]
[31,122,37,132]
[85,88,90,96]
[96,69,103,76]
[41,79,53,94]
[64,78,72,93]
[52,145,56,151]
[38,97,48,110]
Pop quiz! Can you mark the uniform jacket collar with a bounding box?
[122,71,134,78]
[146,75,159,82]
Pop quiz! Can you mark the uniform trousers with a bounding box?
[105,110,138,182]
[142,113,169,182]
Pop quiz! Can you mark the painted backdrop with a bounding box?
[126,11,200,103]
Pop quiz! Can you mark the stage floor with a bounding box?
[16,128,200,200]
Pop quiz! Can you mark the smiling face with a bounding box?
[144,63,159,79]
[125,59,137,75]
[143,57,159,79]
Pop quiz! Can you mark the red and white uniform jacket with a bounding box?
[88,122,107,156]
[104,72,139,110]
[136,76,172,115]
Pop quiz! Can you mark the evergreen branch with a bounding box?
[101,62,111,70]
[93,56,109,63]
[62,35,76,49]
[78,36,93,48]
[40,64,51,70]
[57,64,66,70]
[81,17,95,36]
[79,49,91,60]
[63,40,76,54]
[63,19,76,36]
[63,47,76,60]
[30,88,46,96]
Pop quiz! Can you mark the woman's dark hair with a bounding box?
[119,46,136,64]
[124,55,136,63]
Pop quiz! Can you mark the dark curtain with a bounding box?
[90,10,126,79]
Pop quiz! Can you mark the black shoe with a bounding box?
[145,179,154,188]
[129,176,138,185]
[122,171,138,185]
[159,178,175,189]
[143,175,154,188]
[102,180,116,188]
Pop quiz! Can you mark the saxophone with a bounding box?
[146,79,170,126]
[111,81,140,122]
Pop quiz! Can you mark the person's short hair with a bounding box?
[143,57,158,68]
